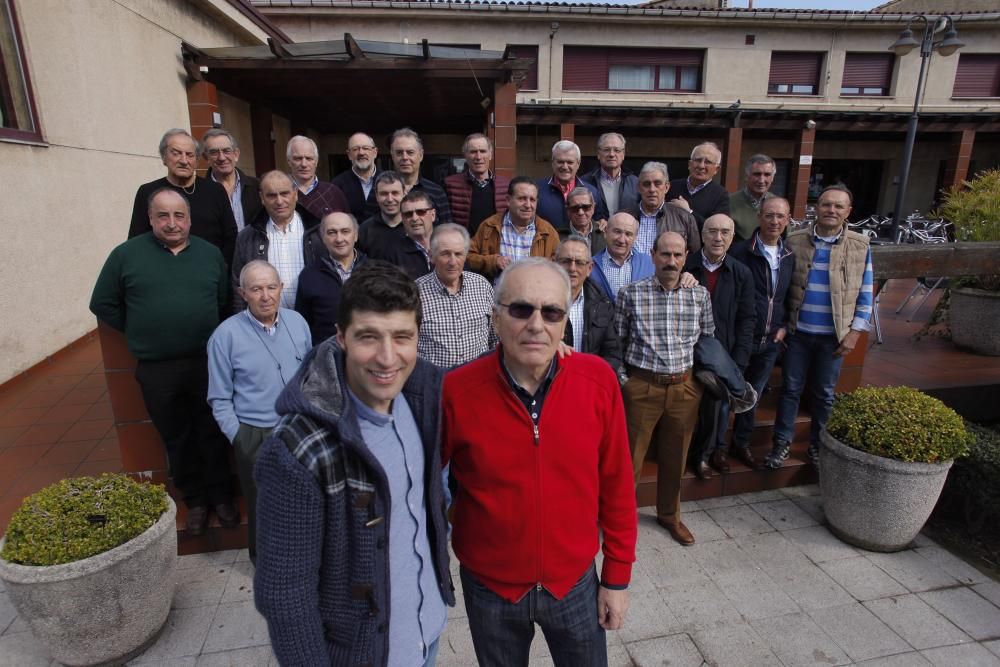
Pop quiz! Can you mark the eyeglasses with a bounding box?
[599,147,624,154]
[498,302,567,323]
[401,207,432,219]
[639,180,665,188]
[557,257,591,268]
[206,147,235,158]
[568,204,593,212]
[761,213,789,221]
[349,145,376,153]
[690,157,718,166]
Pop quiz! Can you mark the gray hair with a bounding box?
[239,260,280,290]
[462,132,493,155]
[551,140,581,162]
[494,257,572,310]
[556,234,593,259]
[596,132,626,150]
[200,128,238,156]
[639,161,669,181]
[346,132,375,149]
[759,196,791,216]
[286,135,318,161]
[745,154,776,174]
[158,128,198,159]
[566,187,595,205]
[391,127,424,151]
[690,142,722,162]
[321,211,359,232]
[430,223,471,255]
[259,170,297,190]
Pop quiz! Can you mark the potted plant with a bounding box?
[937,168,1000,356]
[819,386,972,552]
[0,474,176,666]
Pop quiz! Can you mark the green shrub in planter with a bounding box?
[942,423,1000,533]
[1,473,168,566]
[826,386,972,464]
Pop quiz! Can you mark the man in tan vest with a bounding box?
[762,185,874,470]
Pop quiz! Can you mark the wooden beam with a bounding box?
[344,33,365,60]
[871,242,1000,280]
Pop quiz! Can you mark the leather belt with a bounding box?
[627,365,691,386]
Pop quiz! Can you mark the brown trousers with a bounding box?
[624,375,703,524]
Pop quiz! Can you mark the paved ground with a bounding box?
[2,484,999,666]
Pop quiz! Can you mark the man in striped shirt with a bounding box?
[764,185,874,470]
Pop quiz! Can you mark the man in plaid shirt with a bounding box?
[615,231,714,546]
[416,224,497,368]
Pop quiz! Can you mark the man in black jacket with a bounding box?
[201,128,261,233]
[667,142,731,229]
[579,132,639,217]
[556,235,622,373]
[685,214,756,478]
[331,132,380,223]
[729,197,795,469]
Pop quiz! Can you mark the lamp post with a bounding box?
[888,15,964,238]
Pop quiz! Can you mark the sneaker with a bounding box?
[762,442,790,470]
[730,381,759,414]
[807,443,821,469]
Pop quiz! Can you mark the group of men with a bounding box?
[89,125,873,666]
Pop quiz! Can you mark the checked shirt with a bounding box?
[615,276,715,375]
[416,271,497,368]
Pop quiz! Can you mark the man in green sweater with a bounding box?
[91,188,236,536]
[730,154,776,242]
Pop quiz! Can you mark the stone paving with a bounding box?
[2,484,999,666]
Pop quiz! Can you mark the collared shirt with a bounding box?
[244,308,279,337]
[759,240,781,292]
[472,170,494,188]
[355,167,377,200]
[701,252,725,273]
[412,238,432,271]
[324,250,358,284]
[301,175,319,195]
[549,176,577,200]
[615,276,715,375]
[568,289,585,351]
[798,229,874,335]
[743,187,768,210]
[499,348,557,425]
[212,170,245,232]
[499,212,536,261]
[686,178,712,197]
[601,250,635,301]
[635,204,661,255]
[416,271,496,368]
[266,212,305,309]
[347,388,447,666]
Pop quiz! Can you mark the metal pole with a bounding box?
[890,17,933,239]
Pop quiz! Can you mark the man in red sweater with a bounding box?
[442,257,637,667]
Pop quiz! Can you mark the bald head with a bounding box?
[702,214,735,263]
[606,212,640,263]
[259,170,299,226]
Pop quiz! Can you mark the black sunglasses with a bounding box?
[498,302,567,323]
[568,204,593,212]
[401,207,432,219]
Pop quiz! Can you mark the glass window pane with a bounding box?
[609,65,653,90]
[658,65,677,90]
[841,86,860,95]
[0,0,34,133]
[791,84,815,94]
[863,87,884,95]
[679,66,699,90]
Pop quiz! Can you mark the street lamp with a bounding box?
[888,15,964,237]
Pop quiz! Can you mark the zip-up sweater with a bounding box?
[254,340,454,667]
[442,347,637,602]
[731,231,795,346]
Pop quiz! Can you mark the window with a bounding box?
[768,51,824,95]
[563,47,703,92]
[506,45,539,91]
[0,0,40,141]
[952,54,1000,98]
[841,52,894,96]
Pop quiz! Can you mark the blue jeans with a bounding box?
[461,565,607,667]
[731,339,781,449]
[772,332,844,447]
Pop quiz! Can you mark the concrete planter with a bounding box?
[951,286,1000,356]
[819,430,952,552]
[0,496,177,666]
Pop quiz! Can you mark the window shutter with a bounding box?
[953,54,1000,98]
[607,48,702,67]
[769,52,823,87]
[563,46,609,91]
[507,44,539,90]
[842,53,893,90]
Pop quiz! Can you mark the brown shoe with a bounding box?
[186,505,209,536]
[732,445,756,468]
[709,449,731,474]
[214,501,240,529]
[657,518,696,546]
[694,461,713,480]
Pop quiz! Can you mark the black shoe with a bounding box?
[731,445,756,468]
[694,461,713,480]
[762,442,790,470]
[186,505,209,536]
[709,449,731,474]
[214,501,240,529]
[694,369,728,400]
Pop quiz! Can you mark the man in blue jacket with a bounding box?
[536,140,606,232]
[728,197,795,470]
[591,212,654,302]
[254,261,454,666]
